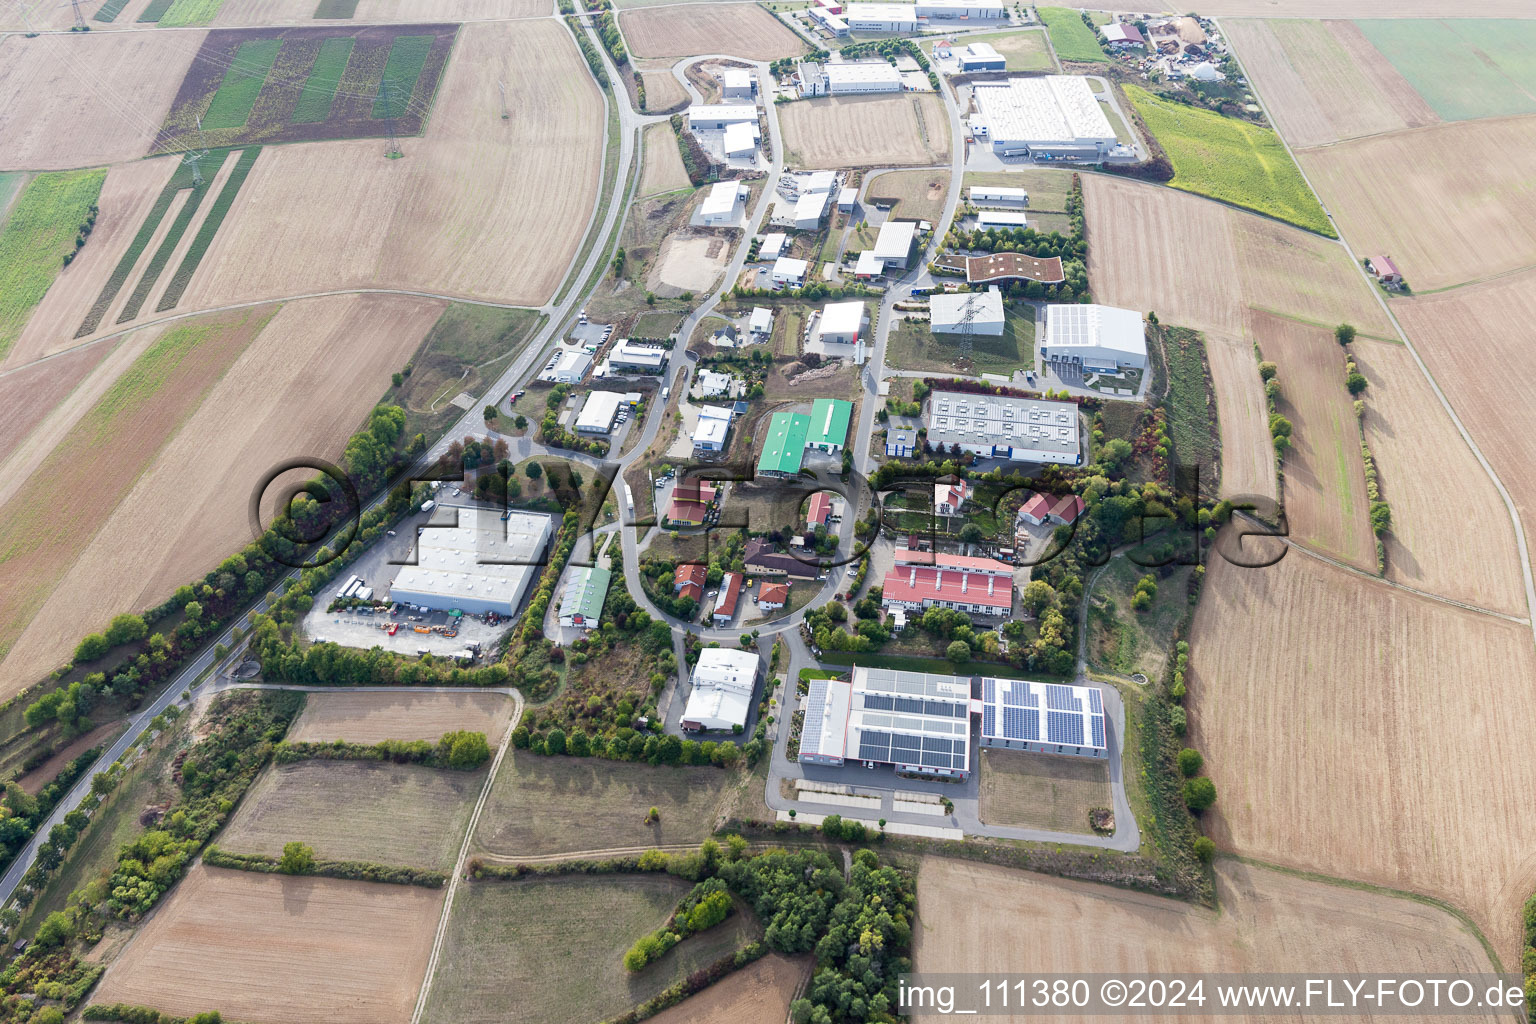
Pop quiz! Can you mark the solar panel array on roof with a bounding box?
[1046,709,1084,745]
[979,677,1105,753]
[862,693,968,718]
[858,729,968,771]
[1088,687,1102,714]
[1045,683,1081,711]
[1091,715,1105,749]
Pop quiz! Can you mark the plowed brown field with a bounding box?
[1349,338,1527,615]
[1298,117,1536,291]
[0,33,197,170]
[1395,269,1536,594]
[0,344,107,467]
[620,3,807,60]
[181,19,603,309]
[645,954,808,1024]
[913,856,1499,1022]
[95,864,442,1024]
[1225,19,1437,149]
[778,94,950,169]
[1190,552,1536,966]
[1250,311,1376,569]
[289,690,515,744]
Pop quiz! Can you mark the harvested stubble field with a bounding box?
[1394,269,1536,590]
[1124,85,1332,236]
[289,690,515,744]
[640,122,692,197]
[0,32,197,171]
[423,873,760,1024]
[96,864,444,1024]
[180,20,602,309]
[864,169,951,224]
[1250,311,1376,570]
[0,294,436,691]
[1201,331,1275,503]
[472,753,733,858]
[156,25,457,152]
[645,953,808,1024]
[0,307,273,688]
[1346,338,1528,615]
[977,748,1108,834]
[1297,118,1536,292]
[1189,553,1536,966]
[0,168,105,362]
[219,760,481,870]
[1355,18,1536,123]
[913,856,1499,1023]
[641,70,690,113]
[1224,19,1437,149]
[0,344,108,467]
[619,3,807,60]
[778,94,949,168]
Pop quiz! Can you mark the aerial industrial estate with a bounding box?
[0,0,1532,1022]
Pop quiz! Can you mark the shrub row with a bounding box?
[624,877,733,971]
[667,114,710,187]
[85,1004,238,1024]
[565,17,609,88]
[202,846,446,889]
[602,943,768,1024]
[273,731,491,771]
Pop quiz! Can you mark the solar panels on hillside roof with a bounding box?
[980,677,1105,752]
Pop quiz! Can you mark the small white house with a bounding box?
[749,307,773,337]
[837,186,857,212]
[772,257,809,287]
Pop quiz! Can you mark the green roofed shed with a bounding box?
[757,412,810,477]
[807,398,853,453]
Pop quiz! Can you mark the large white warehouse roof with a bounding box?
[973,76,1115,147]
[1043,303,1146,360]
[872,219,917,261]
[825,61,905,89]
[390,508,553,616]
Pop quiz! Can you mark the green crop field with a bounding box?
[201,39,284,130]
[158,0,227,27]
[0,168,107,361]
[292,37,355,122]
[1125,86,1334,237]
[93,0,131,21]
[1355,19,1536,122]
[116,168,215,323]
[1038,7,1106,64]
[136,0,174,22]
[158,147,260,311]
[373,34,434,118]
[77,161,197,338]
[314,0,360,16]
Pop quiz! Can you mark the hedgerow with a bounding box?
[201,846,446,888]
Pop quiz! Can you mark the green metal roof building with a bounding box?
[559,566,612,629]
[757,412,810,477]
[807,399,853,453]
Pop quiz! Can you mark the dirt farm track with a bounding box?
[94,864,444,1024]
[914,856,1499,1023]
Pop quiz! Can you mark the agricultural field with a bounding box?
[641,70,689,113]
[1189,552,1536,965]
[0,294,435,691]
[1036,6,1106,63]
[95,864,444,1024]
[290,689,514,745]
[645,954,808,1024]
[640,123,692,197]
[1355,19,1536,122]
[778,94,949,168]
[156,25,458,151]
[1393,267,1536,588]
[1297,118,1536,292]
[951,27,1055,71]
[0,168,105,361]
[158,0,226,26]
[1250,311,1377,571]
[0,344,108,467]
[200,0,551,24]
[1202,330,1277,504]
[913,856,1499,1023]
[472,754,733,859]
[1086,556,1195,682]
[1150,326,1219,487]
[1347,338,1528,615]
[0,32,197,170]
[1079,174,1390,340]
[423,873,761,1024]
[393,302,545,437]
[0,307,273,688]
[1125,85,1333,236]
[977,748,1109,834]
[218,760,481,870]
[885,306,1033,377]
[863,169,951,224]
[179,19,603,309]
[1223,19,1437,149]
[619,3,807,60]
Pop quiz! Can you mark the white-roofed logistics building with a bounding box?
[794,190,829,230]
[970,185,1028,206]
[692,405,734,452]
[687,103,758,129]
[750,307,773,337]
[721,67,756,99]
[958,41,1005,71]
[930,288,1004,335]
[609,339,669,373]
[759,232,787,260]
[539,347,591,383]
[825,61,905,94]
[872,219,917,268]
[976,210,1029,230]
[723,120,759,157]
[772,256,808,287]
[818,300,865,345]
[389,508,553,616]
[926,390,1081,465]
[575,391,623,433]
[844,3,922,32]
[1040,303,1147,372]
[972,76,1117,161]
[799,667,973,778]
[979,677,1107,759]
[699,180,748,226]
[682,647,761,732]
[918,0,1002,17]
